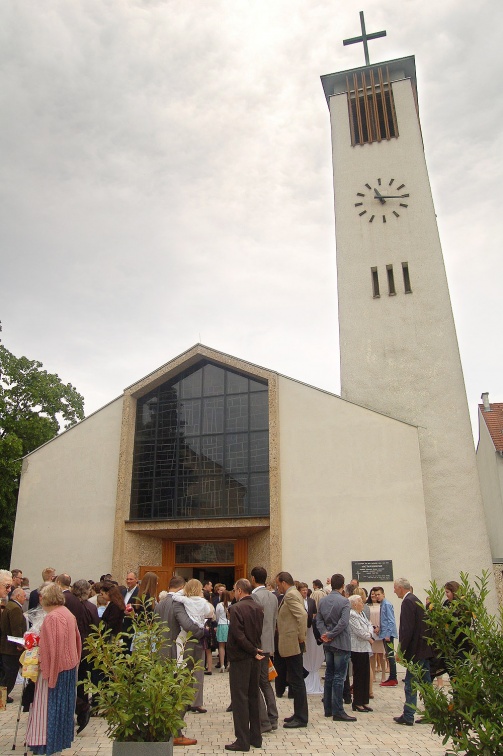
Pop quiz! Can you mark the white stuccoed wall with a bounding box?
[328,71,495,607]
[11,397,124,584]
[476,410,503,560]
[277,375,432,615]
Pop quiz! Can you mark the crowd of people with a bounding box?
[0,565,462,753]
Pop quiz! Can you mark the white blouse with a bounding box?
[215,602,230,625]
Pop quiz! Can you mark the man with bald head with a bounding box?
[0,587,27,701]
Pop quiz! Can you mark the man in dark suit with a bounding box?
[8,569,23,599]
[120,572,139,637]
[119,572,139,604]
[0,587,26,700]
[59,579,99,734]
[393,577,433,726]
[226,578,264,752]
[28,566,56,609]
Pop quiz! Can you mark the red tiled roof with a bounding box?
[479,403,503,452]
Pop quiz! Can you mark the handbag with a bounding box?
[268,657,278,681]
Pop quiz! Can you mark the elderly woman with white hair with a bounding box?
[348,593,375,713]
[26,582,81,756]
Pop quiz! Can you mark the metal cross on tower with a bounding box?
[343,11,386,66]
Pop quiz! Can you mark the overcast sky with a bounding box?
[1,0,502,440]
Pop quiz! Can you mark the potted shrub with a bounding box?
[84,601,200,755]
[402,572,503,755]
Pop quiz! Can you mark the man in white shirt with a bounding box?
[121,572,139,605]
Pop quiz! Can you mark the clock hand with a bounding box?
[373,188,386,204]
[376,194,410,199]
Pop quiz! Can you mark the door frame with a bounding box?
[139,537,247,593]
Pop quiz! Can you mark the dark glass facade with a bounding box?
[130,361,269,520]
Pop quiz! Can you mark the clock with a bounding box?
[354,178,410,223]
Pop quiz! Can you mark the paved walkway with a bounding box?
[1,667,450,755]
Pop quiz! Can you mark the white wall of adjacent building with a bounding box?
[477,410,503,561]
[277,374,432,615]
[11,397,124,584]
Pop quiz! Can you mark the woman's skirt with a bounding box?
[27,667,77,756]
[216,624,229,643]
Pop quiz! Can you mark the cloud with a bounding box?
[0,0,501,439]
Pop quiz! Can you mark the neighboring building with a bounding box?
[477,394,503,604]
[11,18,497,610]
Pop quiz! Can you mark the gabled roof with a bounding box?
[479,402,503,452]
[124,343,275,398]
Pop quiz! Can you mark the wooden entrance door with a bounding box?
[139,538,248,594]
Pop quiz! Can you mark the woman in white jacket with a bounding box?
[348,594,375,712]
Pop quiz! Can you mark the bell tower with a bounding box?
[321,14,494,593]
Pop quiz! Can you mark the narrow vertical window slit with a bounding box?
[402,262,412,293]
[371,267,380,298]
[386,265,396,296]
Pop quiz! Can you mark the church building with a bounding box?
[11,17,497,606]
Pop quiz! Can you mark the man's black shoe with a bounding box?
[283,719,307,728]
[226,704,233,712]
[7,696,14,704]
[225,742,249,752]
[283,715,296,722]
[76,709,91,734]
[393,715,413,726]
[343,697,352,705]
[332,713,357,722]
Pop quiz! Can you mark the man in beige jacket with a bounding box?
[276,571,308,728]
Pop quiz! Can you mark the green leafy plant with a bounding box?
[84,601,201,742]
[404,572,503,755]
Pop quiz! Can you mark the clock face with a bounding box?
[354,178,410,223]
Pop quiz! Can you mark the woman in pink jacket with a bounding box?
[26,583,81,756]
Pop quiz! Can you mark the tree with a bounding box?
[405,572,503,755]
[0,343,85,565]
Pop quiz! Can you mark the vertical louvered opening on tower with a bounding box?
[346,66,398,146]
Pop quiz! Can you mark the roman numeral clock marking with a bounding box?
[354,179,410,222]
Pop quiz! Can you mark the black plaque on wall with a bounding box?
[352,560,393,583]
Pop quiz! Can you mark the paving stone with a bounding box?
[0,665,453,756]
